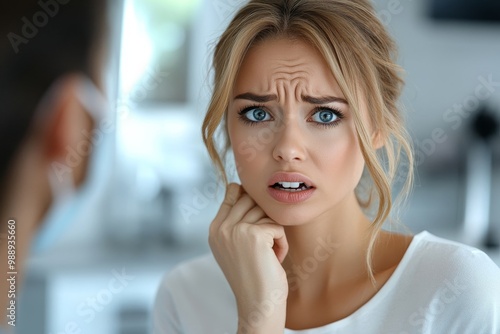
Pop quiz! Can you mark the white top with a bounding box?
[152,231,500,334]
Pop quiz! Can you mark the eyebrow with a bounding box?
[234,92,348,105]
[234,93,276,103]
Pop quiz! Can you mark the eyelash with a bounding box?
[237,105,345,128]
[311,106,345,128]
[237,104,268,126]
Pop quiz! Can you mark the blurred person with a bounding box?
[153,0,500,333]
[0,0,108,331]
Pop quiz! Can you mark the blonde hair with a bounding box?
[202,0,414,285]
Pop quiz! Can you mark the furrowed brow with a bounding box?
[302,95,348,105]
[234,93,277,103]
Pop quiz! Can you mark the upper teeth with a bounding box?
[278,182,302,188]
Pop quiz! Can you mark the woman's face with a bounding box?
[227,37,366,226]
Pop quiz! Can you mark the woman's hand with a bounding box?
[209,183,289,333]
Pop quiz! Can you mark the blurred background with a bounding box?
[19,0,500,333]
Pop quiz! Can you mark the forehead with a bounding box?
[234,37,342,96]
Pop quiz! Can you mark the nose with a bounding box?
[272,121,306,163]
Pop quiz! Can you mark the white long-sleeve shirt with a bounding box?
[152,231,500,334]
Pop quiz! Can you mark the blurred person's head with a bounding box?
[0,0,108,327]
[0,0,107,228]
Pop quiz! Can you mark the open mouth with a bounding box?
[267,172,316,203]
[270,182,313,192]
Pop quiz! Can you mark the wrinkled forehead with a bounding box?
[233,37,345,101]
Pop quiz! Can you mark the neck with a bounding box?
[281,192,372,300]
[0,141,50,328]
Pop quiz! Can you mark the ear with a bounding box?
[37,74,96,188]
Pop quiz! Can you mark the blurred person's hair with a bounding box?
[202,0,414,284]
[0,0,107,199]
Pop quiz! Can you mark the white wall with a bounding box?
[374,0,500,139]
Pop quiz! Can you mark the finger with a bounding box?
[254,222,289,264]
[249,217,275,225]
[225,183,242,205]
[273,231,289,264]
[212,183,242,228]
[223,193,256,226]
[241,205,267,224]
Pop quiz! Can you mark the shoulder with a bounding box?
[155,252,234,302]
[152,253,237,333]
[402,231,500,331]
[411,231,500,278]
[159,253,223,289]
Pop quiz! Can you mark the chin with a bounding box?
[261,204,314,226]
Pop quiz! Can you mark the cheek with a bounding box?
[230,127,254,166]
[228,119,267,182]
[315,126,365,190]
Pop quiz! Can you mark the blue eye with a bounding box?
[239,106,272,123]
[310,108,344,128]
[311,109,338,124]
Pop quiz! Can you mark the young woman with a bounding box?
[153,0,500,333]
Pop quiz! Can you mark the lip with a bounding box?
[267,172,316,204]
